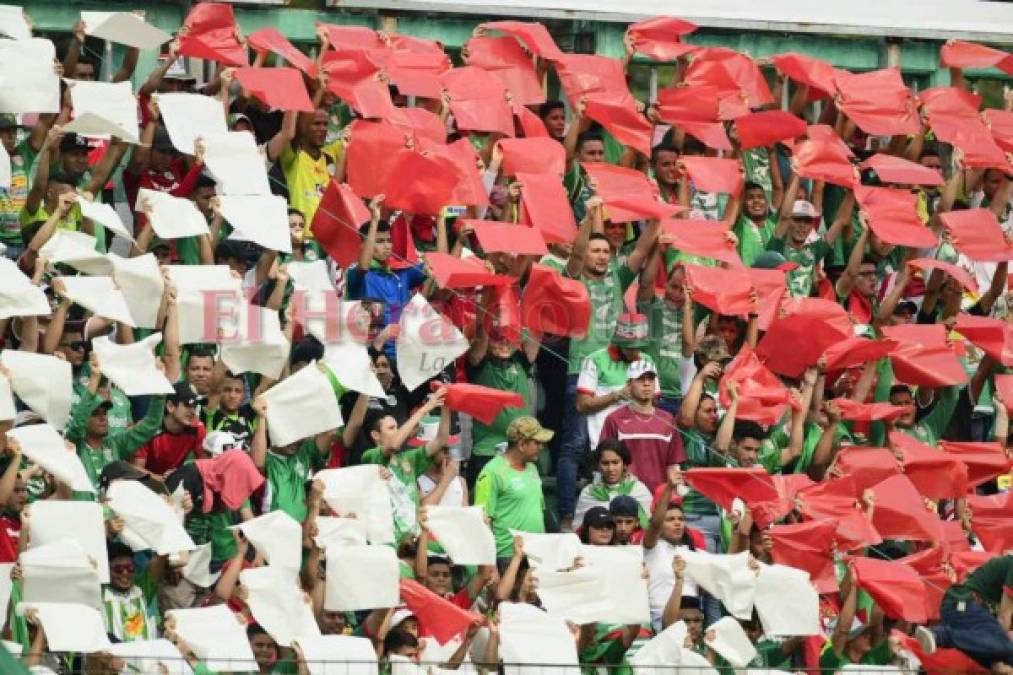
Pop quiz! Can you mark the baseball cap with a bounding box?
[581,506,615,530]
[695,334,731,365]
[506,416,554,444]
[169,381,199,406]
[91,399,114,414]
[612,313,650,349]
[752,250,799,272]
[627,359,657,381]
[98,460,147,491]
[894,300,918,316]
[60,132,91,154]
[791,200,820,220]
[408,415,460,448]
[609,495,640,518]
[0,114,17,130]
[390,608,417,628]
[203,431,239,456]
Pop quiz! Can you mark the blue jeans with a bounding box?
[934,596,1013,667]
[555,374,588,520]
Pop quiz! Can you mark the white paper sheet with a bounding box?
[240,566,320,647]
[219,195,292,253]
[0,5,30,39]
[167,605,257,673]
[109,253,163,329]
[92,333,173,396]
[581,545,651,625]
[514,531,582,570]
[181,541,220,588]
[59,275,136,326]
[705,616,758,668]
[321,342,386,398]
[63,79,138,143]
[682,550,758,620]
[0,351,73,430]
[78,198,133,241]
[29,500,109,583]
[155,93,227,156]
[532,566,615,624]
[201,130,271,196]
[292,635,378,675]
[38,229,111,275]
[0,38,59,113]
[220,301,290,379]
[754,563,820,637]
[17,602,111,653]
[0,563,12,631]
[287,260,335,292]
[262,360,343,446]
[107,479,195,555]
[498,602,580,675]
[629,620,686,673]
[314,516,368,548]
[424,505,496,565]
[397,295,469,392]
[81,11,170,51]
[136,188,210,240]
[238,510,303,574]
[315,465,395,545]
[20,539,102,610]
[676,648,720,675]
[5,423,93,491]
[108,638,194,675]
[0,374,12,421]
[0,138,9,189]
[0,258,49,319]
[324,544,400,611]
[0,640,20,657]
[165,265,243,345]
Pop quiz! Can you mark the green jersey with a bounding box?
[818,638,891,673]
[264,439,326,523]
[767,235,832,298]
[361,445,434,543]
[566,263,637,375]
[945,554,1012,607]
[474,454,544,557]
[733,215,777,267]
[467,354,534,457]
[638,297,686,399]
[0,138,36,245]
[679,428,721,515]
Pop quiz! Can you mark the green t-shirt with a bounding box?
[265,439,324,523]
[361,445,433,543]
[468,354,534,457]
[566,262,637,375]
[733,215,777,267]
[818,637,891,673]
[945,554,1012,607]
[679,428,721,515]
[186,504,246,564]
[0,138,35,244]
[474,454,544,558]
[767,235,832,298]
[742,147,773,202]
[638,297,686,399]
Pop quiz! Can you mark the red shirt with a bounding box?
[135,422,207,476]
[0,515,20,563]
[599,406,686,492]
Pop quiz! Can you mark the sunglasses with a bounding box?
[111,563,135,575]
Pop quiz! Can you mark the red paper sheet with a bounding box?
[415,138,489,210]
[821,337,897,371]
[346,120,411,199]
[583,98,653,157]
[178,2,248,67]
[940,441,1013,488]
[954,313,1013,365]
[441,67,515,137]
[516,172,578,244]
[994,373,1013,413]
[719,343,794,426]
[684,264,753,315]
[317,23,384,51]
[768,519,839,594]
[870,474,945,543]
[233,67,313,112]
[985,108,1013,152]
[311,181,370,269]
[833,446,902,492]
[733,111,807,150]
[919,86,983,118]
[894,631,988,675]
[797,477,883,551]
[680,156,743,196]
[850,557,929,623]
[677,121,734,152]
[465,36,544,106]
[628,16,699,61]
[832,398,909,422]
[515,104,549,138]
[481,21,565,61]
[662,220,742,267]
[744,268,787,331]
[860,153,944,187]
[881,323,969,387]
[399,579,482,645]
[320,49,382,105]
[792,139,857,188]
[756,298,853,378]
[834,68,920,136]
[928,113,1011,171]
[769,53,838,98]
[940,208,1013,262]
[387,107,447,145]
[466,220,548,256]
[389,34,446,57]
[908,258,978,293]
[248,28,317,77]
[383,151,466,216]
[425,252,513,290]
[605,197,683,223]
[441,382,525,425]
[555,54,634,107]
[889,432,970,500]
[374,49,451,100]
[940,39,1013,74]
[683,468,779,512]
[682,49,773,108]
[656,85,720,123]
[520,264,591,338]
[855,185,938,248]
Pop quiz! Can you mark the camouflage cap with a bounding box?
[506,416,554,443]
[696,334,731,365]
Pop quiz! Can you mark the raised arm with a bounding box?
[834,224,870,299]
[356,196,385,272]
[773,172,801,240]
[564,196,602,278]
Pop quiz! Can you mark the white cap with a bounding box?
[627,359,658,380]
[203,431,239,456]
[792,200,820,219]
[390,608,416,628]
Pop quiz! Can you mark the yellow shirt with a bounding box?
[280,141,344,234]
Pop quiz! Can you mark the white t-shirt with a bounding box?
[644,539,699,629]
[417,473,466,507]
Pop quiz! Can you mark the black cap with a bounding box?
[582,506,615,529]
[894,300,918,316]
[60,132,90,154]
[91,399,114,414]
[608,495,640,518]
[152,127,176,153]
[169,381,199,406]
[99,460,146,491]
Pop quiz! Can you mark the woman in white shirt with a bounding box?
[418,446,468,507]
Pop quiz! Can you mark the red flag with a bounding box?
[521,264,590,338]
[894,630,988,675]
[426,253,513,290]
[909,259,978,294]
[481,21,565,60]
[683,468,779,512]
[465,36,544,106]
[318,23,384,51]
[516,172,578,244]
[833,446,902,492]
[555,54,633,107]
[881,324,968,388]
[756,298,853,378]
[940,39,1013,74]
[498,137,566,178]
[860,153,944,187]
[233,67,313,112]
[733,111,807,150]
[831,398,908,423]
[793,138,857,188]
[870,473,945,542]
[627,16,698,61]
[656,85,720,123]
[821,337,897,371]
[583,98,653,157]
[399,578,481,645]
[581,163,658,223]
[682,48,773,108]
[515,105,549,138]
[940,208,1013,262]
[719,343,795,426]
[940,441,1012,488]
[769,53,838,98]
[248,28,316,77]
[311,181,369,269]
[889,432,970,500]
[662,220,742,267]
[346,121,408,199]
[835,68,920,136]
[850,557,929,623]
[684,264,753,315]
[745,268,786,331]
[440,382,525,425]
[985,108,1013,153]
[466,220,547,256]
[441,67,514,137]
[954,312,1013,365]
[855,185,938,248]
[680,157,743,196]
[769,520,839,594]
[178,2,247,67]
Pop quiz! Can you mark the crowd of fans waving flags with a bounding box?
[0,2,1010,673]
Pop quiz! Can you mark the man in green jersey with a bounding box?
[733,181,778,267]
